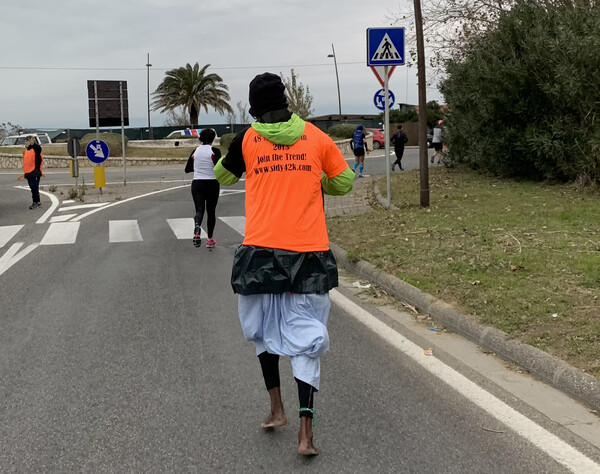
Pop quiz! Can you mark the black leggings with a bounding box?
[191,179,220,238]
[258,351,316,417]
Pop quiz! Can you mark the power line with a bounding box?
[0,61,364,72]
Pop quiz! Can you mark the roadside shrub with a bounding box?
[327,124,356,139]
[80,133,128,158]
[441,3,600,183]
[219,133,236,150]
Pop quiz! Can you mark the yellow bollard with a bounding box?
[94,166,106,188]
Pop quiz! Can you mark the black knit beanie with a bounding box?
[199,128,216,144]
[248,72,288,118]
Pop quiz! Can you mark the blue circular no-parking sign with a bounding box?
[373,88,395,111]
[85,139,110,164]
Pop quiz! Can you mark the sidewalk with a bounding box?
[324,175,600,413]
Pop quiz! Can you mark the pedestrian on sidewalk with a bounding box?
[185,128,221,248]
[214,72,354,456]
[390,125,408,171]
[22,136,43,210]
[431,120,444,164]
[350,124,368,177]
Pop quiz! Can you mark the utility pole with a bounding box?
[146,53,153,140]
[414,0,430,207]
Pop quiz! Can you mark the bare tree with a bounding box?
[389,0,513,75]
[162,107,189,126]
[280,69,314,119]
[0,122,22,138]
[236,101,249,124]
[389,0,595,77]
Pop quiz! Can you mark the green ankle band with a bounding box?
[299,407,315,426]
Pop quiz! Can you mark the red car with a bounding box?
[366,128,385,149]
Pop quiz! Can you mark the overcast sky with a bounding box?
[1,0,443,131]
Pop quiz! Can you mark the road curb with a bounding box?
[329,242,600,413]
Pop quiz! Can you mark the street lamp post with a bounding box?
[327,44,342,123]
[146,53,153,140]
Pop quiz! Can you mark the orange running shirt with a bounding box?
[241,122,348,252]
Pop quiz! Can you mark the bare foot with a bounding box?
[298,440,319,456]
[298,416,319,456]
[261,412,287,429]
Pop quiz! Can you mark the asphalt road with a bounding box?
[1,162,600,472]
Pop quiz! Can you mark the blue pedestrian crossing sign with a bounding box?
[367,28,405,66]
[86,139,110,164]
[373,88,395,111]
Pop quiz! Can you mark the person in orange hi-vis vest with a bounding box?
[22,135,44,209]
[215,72,355,456]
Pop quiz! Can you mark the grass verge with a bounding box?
[327,166,600,376]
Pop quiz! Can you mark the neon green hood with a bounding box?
[251,113,305,146]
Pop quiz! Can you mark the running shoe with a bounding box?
[206,238,216,249]
[193,225,202,247]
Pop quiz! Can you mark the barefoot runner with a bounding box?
[214,72,354,455]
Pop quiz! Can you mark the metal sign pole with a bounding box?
[120,81,127,186]
[94,81,99,141]
[384,65,391,207]
[94,80,102,195]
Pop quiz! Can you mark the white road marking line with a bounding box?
[0,242,39,277]
[49,214,78,223]
[109,220,142,243]
[72,185,188,221]
[14,186,60,225]
[330,289,600,473]
[0,225,23,248]
[166,218,207,240]
[36,189,60,224]
[58,203,107,211]
[40,222,81,245]
[219,216,245,236]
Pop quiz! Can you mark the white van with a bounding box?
[0,133,52,146]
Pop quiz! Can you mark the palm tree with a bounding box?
[152,63,233,126]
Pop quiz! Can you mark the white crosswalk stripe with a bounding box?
[0,225,23,248]
[40,222,81,245]
[0,216,245,249]
[109,220,143,243]
[219,216,246,236]
[166,218,207,240]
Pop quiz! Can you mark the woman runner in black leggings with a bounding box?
[185,128,221,248]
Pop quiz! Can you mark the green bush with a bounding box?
[80,133,128,157]
[219,133,236,150]
[327,124,356,139]
[441,3,600,182]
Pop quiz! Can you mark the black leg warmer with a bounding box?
[295,377,316,418]
[258,351,280,391]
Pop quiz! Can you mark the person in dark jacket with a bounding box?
[350,124,367,177]
[390,125,408,171]
[22,136,43,209]
[214,72,354,456]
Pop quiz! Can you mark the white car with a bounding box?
[166,128,218,140]
[0,133,52,146]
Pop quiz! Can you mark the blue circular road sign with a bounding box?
[373,88,395,111]
[85,139,110,164]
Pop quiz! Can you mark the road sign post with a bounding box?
[367,27,405,207]
[67,138,81,182]
[86,139,110,195]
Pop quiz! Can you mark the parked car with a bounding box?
[0,133,52,146]
[166,128,219,140]
[365,128,385,149]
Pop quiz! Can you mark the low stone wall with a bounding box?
[0,153,187,169]
[0,138,358,170]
